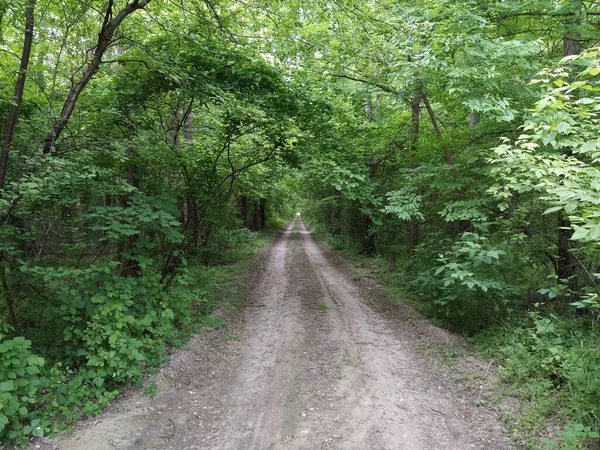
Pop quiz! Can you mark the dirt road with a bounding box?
[35,220,515,450]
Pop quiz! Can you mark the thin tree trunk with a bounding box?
[563,7,581,58]
[556,5,581,290]
[183,107,193,141]
[0,265,17,328]
[410,92,421,144]
[365,96,372,121]
[240,195,248,227]
[258,198,266,229]
[469,111,480,127]
[407,91,422,257]
[42,0,151,154]
[0,0,36,191]
[421,92,459,179]
[408,216,419,257]
[118,149,141,277]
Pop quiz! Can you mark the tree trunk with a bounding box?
[422,92,459,179]
[365,96,372,121]
[557,214,574,281]
[563,36,581,57]
[42,0,151,154]
[408,215,420,258]
[240,195,248,227]
[556,6,581,289]
[258,198,266,229]
[388,256,397,272]
[469,111,480,128]
[362,214,376,255]
[118,151,141,277]
[0,266,17,328]
[563,6,581,58]
[0,0,36,191]
[407,91,422,257]
[410,92,421,144]
[183,107,193,142]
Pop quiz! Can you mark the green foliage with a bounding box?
[18,263,173,380]
[324,233,350,251]
[540,424,600,450]
[86,194,183,246]
[0,337,46,446]
[382,189,423,221]
[144,383,157,398]
[0,232,269,447]
[412,232,515,333]
[490,48,600,243]
[475,314,600,446]
[3,0,600,446]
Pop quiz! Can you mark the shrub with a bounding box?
[414,232,518,333]
[0,337,46,447]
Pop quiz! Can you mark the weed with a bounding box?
[474,314,600,447]
[144,383,157,398]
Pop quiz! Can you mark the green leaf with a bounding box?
[0,380,14,392]
[0,413,8,431]
[571,227,589,240]
[557,122,570,133]
[543,206,563,215]
[591,223,600,240]
[25,365,39,375]
[487,250,500,259]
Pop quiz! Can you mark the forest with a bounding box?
[1,0,600,448]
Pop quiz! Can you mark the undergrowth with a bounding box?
[473,314,600,450]
[0,230,274,448]
[319,235,600,450]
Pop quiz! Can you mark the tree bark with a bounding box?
[365,96,372,121]
[183,107,193,142]
[42,0,151,154]
[407,91,422,257]
[0,0,36,191]
[410,92,421,145]
[563,0,582,58]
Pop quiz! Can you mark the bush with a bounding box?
[0,337,46,447]
[324,233,349,250]
[0,262,178,447]
[414,232,518,333]
[29,264,176,384]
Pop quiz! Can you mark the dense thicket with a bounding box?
[2,0,600,447]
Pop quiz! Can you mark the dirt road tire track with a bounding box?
[31,220,515,450]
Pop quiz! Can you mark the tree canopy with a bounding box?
[2,0,600,447]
